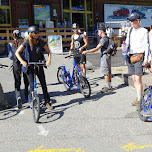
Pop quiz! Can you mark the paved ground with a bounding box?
[0,49,152,152]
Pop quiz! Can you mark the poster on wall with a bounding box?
[48,35,63,54]
[33,5,51,24]
[104,4,152,28]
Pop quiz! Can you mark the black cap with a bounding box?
[127,13,140,21]
[98,27,106,33]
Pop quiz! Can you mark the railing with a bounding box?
[0,28,84,49]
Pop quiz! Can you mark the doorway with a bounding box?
[72,13,85,28]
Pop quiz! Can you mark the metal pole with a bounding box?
[61,0,63,20]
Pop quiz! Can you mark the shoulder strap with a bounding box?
[80,34,83,39]
[9,42,13,48]
[128,27,133,51]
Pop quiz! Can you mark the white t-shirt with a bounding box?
[125,27,150,60]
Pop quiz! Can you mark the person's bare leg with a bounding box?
[81,64,86,75]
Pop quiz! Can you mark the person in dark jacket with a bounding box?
[8,30,29,109]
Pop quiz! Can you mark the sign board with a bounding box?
[72,6,85,11]
[48,35,63,54]
[104,4,152,27]
[33,5,51,24]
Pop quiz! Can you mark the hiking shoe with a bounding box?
[17,97,22,109]
[45,102,54,110]
[142,109,152,117]
[101,86,113,93]
[132,98,139,106]
[1,104,12,110]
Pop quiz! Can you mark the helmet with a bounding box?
[13,30,21,39]
[27,26,39,33]
[72,23,79,29]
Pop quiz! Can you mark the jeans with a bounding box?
[26,66,50,102]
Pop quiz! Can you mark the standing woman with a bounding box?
[15,26,53,109]
[8,30,29,109]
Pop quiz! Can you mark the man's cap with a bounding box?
[127,13,140,21]
[98,27,106,33]
[13,30,20,35]
[72,23,79,29]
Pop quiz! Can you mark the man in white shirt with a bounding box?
[125,13,150,107]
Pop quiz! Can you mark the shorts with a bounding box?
[126,55,144,76]
[74,54,86,65]
[100,54,111,75]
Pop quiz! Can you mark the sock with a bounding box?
[137,92,142,101]
[106,82,111,88]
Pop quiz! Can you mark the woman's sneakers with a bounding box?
[45,102,53,110]
[0,104,12,110]
[132,98,139,106]
[17,97,22,109]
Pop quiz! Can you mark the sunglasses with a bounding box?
[130,19,138,22]
[33,31,39,34]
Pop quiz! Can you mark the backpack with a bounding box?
[105,38,117,56]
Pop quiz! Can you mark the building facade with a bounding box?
[0,0,152,29]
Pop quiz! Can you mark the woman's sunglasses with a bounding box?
[33,31,39,34]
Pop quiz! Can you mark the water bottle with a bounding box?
[122,41,127,65]
[122,41,127,55]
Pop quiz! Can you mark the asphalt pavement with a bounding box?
[0,49,152,152]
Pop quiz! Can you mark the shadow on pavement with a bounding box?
[0,108,22,120]
[38,90,116,124]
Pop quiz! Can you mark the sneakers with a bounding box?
[0,104,12,110]
[17,97,22,109]
[132,98,139,106]
[45,102,53,110]
[142,109,152,117]
[101,86,113,93]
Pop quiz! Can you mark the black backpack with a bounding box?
[105,38,117,56]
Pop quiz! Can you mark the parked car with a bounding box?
[113,8,130,16]
[131,9,145,18]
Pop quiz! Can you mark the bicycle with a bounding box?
[57,54,91,98]
[138,66,152,122]
[27,61,46,123]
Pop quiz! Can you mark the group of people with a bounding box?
[1,12,152,117]
[0,26,53,110]
[69,12,152,117]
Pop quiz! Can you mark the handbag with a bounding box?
[130,53,143,63]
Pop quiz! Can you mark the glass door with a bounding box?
[72,13,85,28]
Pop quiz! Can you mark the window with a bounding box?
[0,0,11,26]
[0,0,9,6]
[86,0,92,11]
[87,14,92,25]
[63,0,69,10]
[0,9,10,24]
[72,0,84,7]
[63,12,70,22]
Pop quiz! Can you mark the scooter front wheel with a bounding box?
[32,95,40,123]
